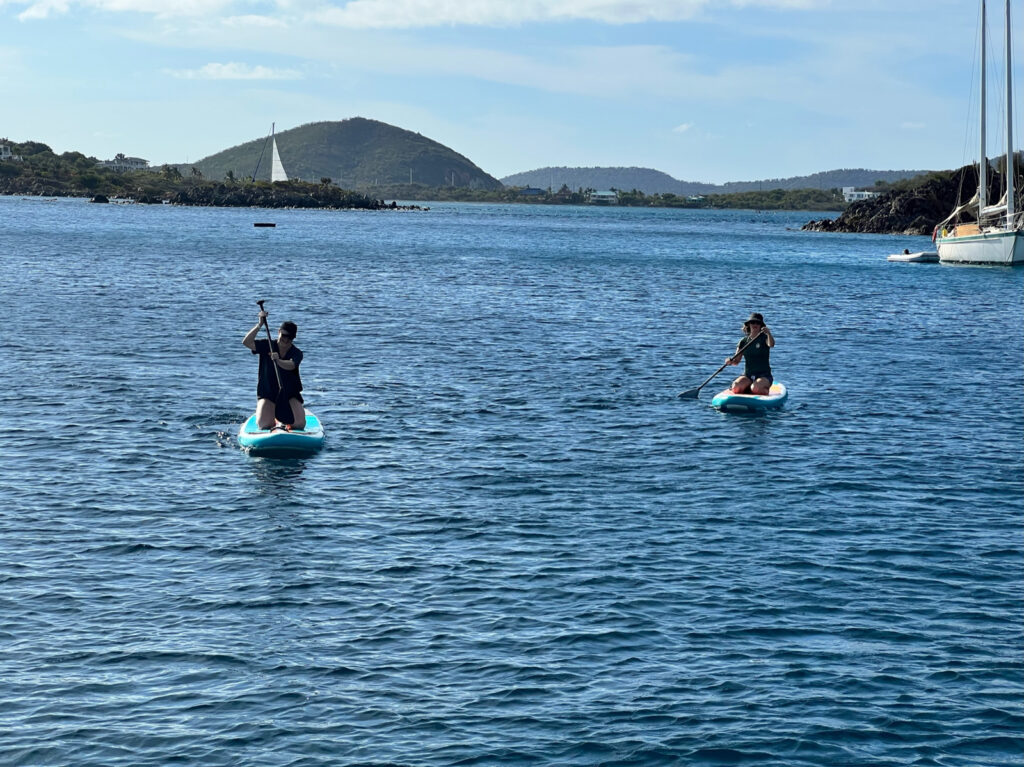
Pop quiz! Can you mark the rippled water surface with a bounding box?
[2,197,1022,766]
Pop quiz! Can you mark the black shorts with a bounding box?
[258,387,304,403]
[746,372,773,385]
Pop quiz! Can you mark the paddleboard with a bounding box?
[238,409,324,456]
[711,382,788,413]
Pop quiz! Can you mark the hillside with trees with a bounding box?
[187,118,502,190]
[1,133,972,226]
[0,139,391,209]
[502,166,931,196]
[501,167,710,195]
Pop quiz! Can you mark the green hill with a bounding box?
[502,166,714,195]
[187,118,502,190]
[502,166,932,195]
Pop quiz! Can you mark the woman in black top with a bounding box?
[242,311,305,429]
[725,312,775,395]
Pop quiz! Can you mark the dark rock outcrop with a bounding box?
[803,164,1006,235]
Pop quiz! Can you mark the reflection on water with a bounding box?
[248,455,312,489]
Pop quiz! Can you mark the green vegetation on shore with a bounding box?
[0,140,392,209]
[2,138,845,211]
[500,166,929,197]
[368,183,846,211]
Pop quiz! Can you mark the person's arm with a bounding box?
[725,341,744,366]
[271,346,301,371]
[243,311,268,350]
[762,326,775,348]
[272,355,297,371]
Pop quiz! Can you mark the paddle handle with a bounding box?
[256,300,283,390]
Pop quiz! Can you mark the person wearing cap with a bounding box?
[242,311,305,429]
[725,312,775,395]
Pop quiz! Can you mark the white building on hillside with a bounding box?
[842,186,879,202]
[589,190,618,204]
[0,143,23,162]
[97,153,150,172]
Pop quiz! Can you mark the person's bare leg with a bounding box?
[256,399,276,429]
[731,376,752,394]
[290,399,306,430]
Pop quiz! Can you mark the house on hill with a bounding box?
[842,186,879,202]
[0,143,23,162]
[97,153,150,172]
[589,190,618,204]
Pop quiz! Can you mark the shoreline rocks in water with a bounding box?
[7,180,425,211]
[146,183,425,211]
[802,165,986,235]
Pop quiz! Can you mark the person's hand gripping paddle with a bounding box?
[678,329,765,399]
[257,300,295,426]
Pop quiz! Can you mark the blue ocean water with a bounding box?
[1,196,1021,766]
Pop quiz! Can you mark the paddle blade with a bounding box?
[678,388,701,399]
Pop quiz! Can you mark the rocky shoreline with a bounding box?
[2,176,424,211]
[91,183,425,210]
[802,165,981,235]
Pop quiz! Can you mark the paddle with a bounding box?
[256,300,294,425]
[678,329,765,399]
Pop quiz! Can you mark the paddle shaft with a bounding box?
[680,329,765,398]
[256,300,283,391]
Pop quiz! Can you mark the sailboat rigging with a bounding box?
[936,0,1023,265]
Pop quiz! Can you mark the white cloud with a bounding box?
[308,0,830,29]
[312,0,699,28]
[6,0,827,25]
[673,122,693,133]
[222,13,287,29]
[167,62,303,80]
[12,0,235,20]
[17,0,71,20]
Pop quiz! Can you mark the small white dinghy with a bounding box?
[887,251,938,263]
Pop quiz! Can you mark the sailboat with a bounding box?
[936,0,1023,265]
[270,123,288,183]
[252,123,289,183]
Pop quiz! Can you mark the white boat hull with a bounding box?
[937,229,1024,265]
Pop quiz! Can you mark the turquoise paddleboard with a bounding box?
[238,409,325,456]
[711,382,788,413]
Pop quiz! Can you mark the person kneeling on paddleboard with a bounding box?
[725,312,774,395]
[243,311,305,430]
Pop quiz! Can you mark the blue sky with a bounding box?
[0,0,1014,183]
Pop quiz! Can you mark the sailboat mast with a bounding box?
[1004,0,1015,228]
[980,0,988,214]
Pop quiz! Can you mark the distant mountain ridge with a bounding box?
[501,166,932,195]
[187,118,502,190]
